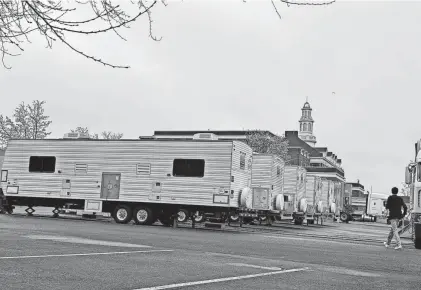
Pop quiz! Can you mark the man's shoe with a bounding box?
[394,245,402,250]
[384,242,390,248]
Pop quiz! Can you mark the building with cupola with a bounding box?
[140,99,347,184]
[298,100,317,147]
[283,100,345,183]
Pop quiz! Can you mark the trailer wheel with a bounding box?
[133,206,154,225]
[229,214,240,223]
[340,213,349,222]
[193,214,205,223]
[177,209,189,223]
[294,218,303,225]
[113,205,132,224]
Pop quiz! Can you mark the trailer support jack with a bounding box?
[52,207,60,218]
[171,214,178,228]
[191,214,196,229]
[25,206,35,216]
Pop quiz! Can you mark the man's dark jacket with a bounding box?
[386,194,407,219]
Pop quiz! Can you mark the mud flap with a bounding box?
[414,222,421,250]
[415,223,421,240]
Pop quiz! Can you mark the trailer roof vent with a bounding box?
[63,132,90,139]
[192,133,219,141]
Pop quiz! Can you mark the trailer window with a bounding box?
[29,156,56,173]
[240,152,246,170]
[172,159,205,177]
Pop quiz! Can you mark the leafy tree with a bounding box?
[70,127,123,139]
[244,130,289,160]
[0,0,335,69]
[0,100,52,148]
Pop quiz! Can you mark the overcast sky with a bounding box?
[1,0,420,194]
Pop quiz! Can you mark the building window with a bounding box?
[303,123,308,131]
[173,159,205,177]
[277,165,281,176]
[309,123,312,132]
[29,156,56,173]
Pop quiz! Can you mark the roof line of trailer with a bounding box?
[8,138,243,143]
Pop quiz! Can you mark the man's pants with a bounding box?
[386,218,402,247]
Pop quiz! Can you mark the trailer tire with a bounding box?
[340,213,349,222]
[176,209,189,223]
[133,206,155,225]
[193,214,205,223]
[294,218,303,225]
[113,205,132,224]
[229,214,240,223]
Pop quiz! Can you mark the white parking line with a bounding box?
[263,235,380,246]
[0,249,173,260]
[25,235,152,248]
[204,251,284,260]
[133,267,309,290]
[227,262,283,270]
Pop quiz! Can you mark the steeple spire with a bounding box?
[298,99,317,147]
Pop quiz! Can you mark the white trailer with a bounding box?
[305,176,323,224]
[320,179,337,217]
[283,165,307,225]
[1,135,259,226]
[0,149,4,170]
[236,153,285,224]
[333,181,344,218]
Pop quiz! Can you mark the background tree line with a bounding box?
[0,100,123,149]
[0,100,290,161]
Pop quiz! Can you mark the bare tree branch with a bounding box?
[0,0,335,69]
[70,127,123,140]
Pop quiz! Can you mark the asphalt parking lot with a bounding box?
[0,209,420,290]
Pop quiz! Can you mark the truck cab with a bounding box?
[404,141,421,249]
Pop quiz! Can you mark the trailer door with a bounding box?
[100,173,121,199]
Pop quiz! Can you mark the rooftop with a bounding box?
[153,130,277,137]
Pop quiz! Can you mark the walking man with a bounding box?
[384,187,407,250]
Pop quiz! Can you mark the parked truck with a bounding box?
[341,182,366,222]
[283,165,307,225]
[0,134,276,226]
[365,195,384,222]
[403,139,421,249]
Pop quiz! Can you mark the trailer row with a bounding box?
[0,136,346,227]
